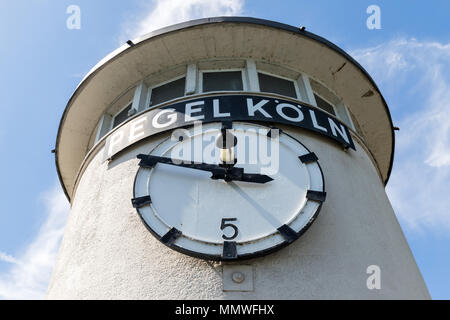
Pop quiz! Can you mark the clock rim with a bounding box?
[132,123,326,261]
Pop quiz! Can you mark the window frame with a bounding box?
[256,70,301,100]
[342,103,356,131]
[147,74,187,109]
[312,91,338,117]
[110,100,133,130]
[198,68,248,93]
[95,62,359,149]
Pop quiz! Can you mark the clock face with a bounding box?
[132,122,325,260]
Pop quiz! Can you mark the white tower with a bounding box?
[48,17,430,299]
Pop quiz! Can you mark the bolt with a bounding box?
[231,272,245,284]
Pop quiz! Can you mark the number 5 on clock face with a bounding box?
[221,218,238,240]
[132,122,325,260]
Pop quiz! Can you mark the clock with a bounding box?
[132,122,325,260]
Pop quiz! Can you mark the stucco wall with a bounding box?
[47,127,430,299]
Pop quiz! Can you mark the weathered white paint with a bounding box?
[245,59,260,92]
[131,81,149,113]
[185,64,198,95]
[94,113,112,143]
[47,127,429,299]
[296,73,316,105]
[335,100,355,131]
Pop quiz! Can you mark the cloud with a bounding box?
[351,39,450,233]
[0,253,19,265]
[0,185,69,300]
[121,0,244,41]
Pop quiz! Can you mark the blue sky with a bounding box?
[0,0,449,299]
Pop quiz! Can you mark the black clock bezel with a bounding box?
[132,123,326,261]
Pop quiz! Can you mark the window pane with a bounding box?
[203,71,243,92]
[150,77,186,106]
[258,73,297,98]
[112,104,132,128]
[314,94,336,115]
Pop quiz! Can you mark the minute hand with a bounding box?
[210,170,274,184]
[137,154,273,184]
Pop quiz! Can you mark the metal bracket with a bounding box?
[306,190,327,202]
[131,195,152,208]
[222,241,238,260]
[278,224,299,243]
[299,152,318,164]
[160,228,181,246]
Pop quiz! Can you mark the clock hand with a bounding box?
[137,154,227,173]
[241,173,274,184]
[137,154,273,184]
[210,170,273,184]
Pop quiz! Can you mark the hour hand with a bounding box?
[240,173,274,184]
[211,168,274,184]
[137,154,223,173]
[137,154,273,184]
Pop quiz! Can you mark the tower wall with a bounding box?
[47,127,430,299]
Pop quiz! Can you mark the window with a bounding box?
[112,103,132,128]
[314,94,336,116]
[202,71,243,92]
[150,77,186,106]
[258,73,297,99]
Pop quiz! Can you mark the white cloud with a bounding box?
[0,252,19,265]
[351,39,450,232]
[122,0,244,41]
[0,185,69,300]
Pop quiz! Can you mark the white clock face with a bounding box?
[133,122,325,260]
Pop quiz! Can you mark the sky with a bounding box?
[0,0,449,299]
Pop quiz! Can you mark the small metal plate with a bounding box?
[131,195,152,208]
[222,241,238,260]
[160,227,181,246]
[299,152,318,164]
[222,265,254,292]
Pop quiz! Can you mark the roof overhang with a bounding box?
[56,17,395,201]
